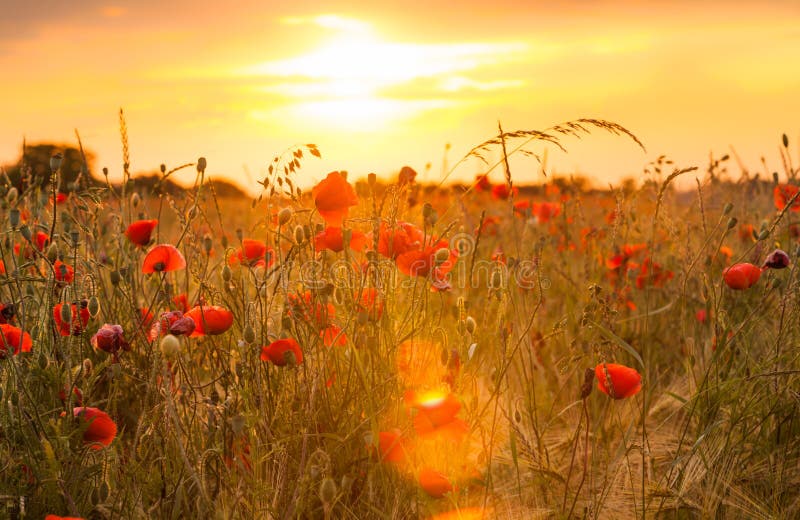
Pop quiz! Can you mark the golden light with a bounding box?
[242,15,525,131]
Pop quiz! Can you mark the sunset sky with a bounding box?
[1,0,798,193]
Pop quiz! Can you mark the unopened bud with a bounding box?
[465,316,477,335]
[131,192,140,208]
[722,202,733,215]
[87,296,100,318]
[222,265,232,282]
[726,217,737,230]
[434,248,450,264]
[160,334,181,359]
[19,225,31,241]
[50,153,63,173]
[110,271,122,286]
[60,303,72,324]
[243,325,256,344]
[196,157,207,173]
[278,207,292,225]
[490,270,503,289]
[46,242,59,262]
[203,235,213,254]
[758,229,769,241]
[9,208,20,229]
[319,477,337,506]
[6,187,18,204]
[763,249,790,269]
[294,225,305,244]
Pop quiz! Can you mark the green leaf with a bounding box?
[587,319,645,370]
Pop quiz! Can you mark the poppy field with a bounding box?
[2,124,800,519]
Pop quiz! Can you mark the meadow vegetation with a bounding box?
[1,119,799,519]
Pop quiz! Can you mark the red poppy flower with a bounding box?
[396,241,458,287]
[0,260,5,275]
[172,293,190,312]
[356,287,384,321]
[125,219,158,246]
[260,338,303,366]
[409,391,463,435]
[91,324,130,356]
[142,244,186,273]
[287,291,335,329]
[320,324,347,347]
[72,407,117,450]
[185,305,234,337]
[634,258,673,289]
[148,310,196,341]
[314,227,367,252]
[378,429,408,464]
[419,467,453,498]
[533,202,561,223]
[0,323,33,357]
[595,363,642,399]
[696,309,708,323]
[774,184,800,212]
[53,260,74,283]
[49,192,69,205]
[376,222,425,259]
[228,238,274,268]
[35,231,50,251]
[312,171,359,226]
[45,515,85,520]
[491,183,518,200]
[723,262,762,290]
[474,174,490,192]
[53,302,91,336]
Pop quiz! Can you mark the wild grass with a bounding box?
[0,121,799,519]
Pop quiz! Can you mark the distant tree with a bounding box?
[2,143,95,192]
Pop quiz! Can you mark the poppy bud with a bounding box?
[465,316,476,335]
[131,192,140,208]
[319,477,337,506]
[490,270,503,289]
[423,203,434,219]
[110,270,121,286]
[70,230,80,246]
[722,202,733,215]
[763,249,790,269]
[88,296,100,318]
[434,248,450,264]
[19,225,31,241]
[283,349,298,367]
[726,217,737,230]
[197,157,207,173]
[50,153,63,173]
[60,302,72,324]
[278,207,292,225]
[9,208,20,229]
[160,334,181,359]
[757,229,769,241]
[783,133,789,148]
[46,242,59,262]
[6,187,17,204]
[203,235,213,254]
[294,225,305,244]
[243,325,256,344]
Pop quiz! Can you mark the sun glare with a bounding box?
[242,15,525,131]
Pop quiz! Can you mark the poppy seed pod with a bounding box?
[726,217,737,230]
[197,157,207,173]
[465,316,477,335]
[203,235,213,254]
[764,249,790,269]
[243,325,256,344]
[131,192,140,208]
[6,187,17,204]
[723,202,733,215]
[221,265,232,281]
[60,302,72,324]
[19,225,32,241]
